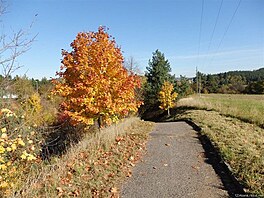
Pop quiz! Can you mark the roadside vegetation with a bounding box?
[174,94,264,196]
[12,117,153,197]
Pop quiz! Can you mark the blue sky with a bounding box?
[1,0,264,79]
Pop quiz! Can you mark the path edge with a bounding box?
[177,118,246,198]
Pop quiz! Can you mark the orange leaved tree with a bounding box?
[52,27,141,126]
[158,81,178,116]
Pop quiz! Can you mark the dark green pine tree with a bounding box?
[144,50,172,105]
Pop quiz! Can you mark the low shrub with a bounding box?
[0,108,39,196]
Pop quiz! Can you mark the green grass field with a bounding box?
[178,94,264,128]
[175,94,264,196]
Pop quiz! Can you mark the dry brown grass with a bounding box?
[10,117,154,198]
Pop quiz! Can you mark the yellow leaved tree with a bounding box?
[158,81,178,116]
[52,27,141,126]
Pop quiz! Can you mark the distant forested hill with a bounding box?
[218,68,264,83]
[192,67,264,94]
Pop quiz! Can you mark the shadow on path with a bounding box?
[185,120,246,198]
[140,106,246,198]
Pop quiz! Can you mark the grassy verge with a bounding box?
[174,95,264,196]
[177,94,264,128]
[11,117,154,198]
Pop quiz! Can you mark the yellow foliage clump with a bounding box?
[27,93,42,113]
[158,81,178,116]
[22,93,43,126]
[0,108,37,195]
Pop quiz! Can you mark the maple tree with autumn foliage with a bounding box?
[158,81,178,116]
[52,27,141,126]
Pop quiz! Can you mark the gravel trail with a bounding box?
[121,121,229,198]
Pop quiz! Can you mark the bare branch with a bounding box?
[0,1,37,77]
[0,0,7,17]
[0,0,37,97]
[0,28,37,77]
[124,56,141,75]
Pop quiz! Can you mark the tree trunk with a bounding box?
[167,108,170,116]
[97,115,103,129]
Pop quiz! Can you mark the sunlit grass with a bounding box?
[175,94,264,196]
[177,94,264,128]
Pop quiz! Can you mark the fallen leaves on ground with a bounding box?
[24,120,153,197]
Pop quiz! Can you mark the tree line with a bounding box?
[194,68,264,94]
[1,27,263,128]
[0,75,52,99]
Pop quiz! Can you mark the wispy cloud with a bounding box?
[127,47,264,75]
[168,48,264,60]
[132,47,263,64]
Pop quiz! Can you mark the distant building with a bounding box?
[2,94,18,99]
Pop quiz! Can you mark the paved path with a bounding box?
[121,122,229,198]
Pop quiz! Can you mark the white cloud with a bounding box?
[168,48,263,60]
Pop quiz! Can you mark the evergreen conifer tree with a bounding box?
[144,50,172,105]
